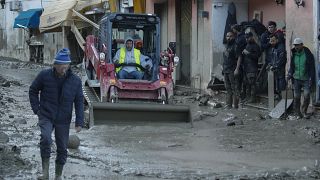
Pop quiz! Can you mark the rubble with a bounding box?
[0,131,9,143]
[198,94,210,106]
[208,101,223,108]
[0,57,319,179]
[193,111,218,121]
[2,81,10,87]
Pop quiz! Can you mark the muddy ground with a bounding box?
[0,57,319,180]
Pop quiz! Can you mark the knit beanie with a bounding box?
[54,48,71,64]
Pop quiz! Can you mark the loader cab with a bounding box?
[98,13,161,81]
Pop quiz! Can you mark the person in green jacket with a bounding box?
[288,38,315,118]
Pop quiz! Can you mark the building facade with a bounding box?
[0,0,319,100]
[145,0,319,100]
[0,0,64,63]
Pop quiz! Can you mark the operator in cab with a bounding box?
[113,37,153,79]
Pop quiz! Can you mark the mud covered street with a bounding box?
[0,58,320,180]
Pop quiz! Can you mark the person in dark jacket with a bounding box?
[288,38,315,118]
[260,21,285,53]
[231,24,247,100]
[223,32,240,108]
[29,48,84,180]
[242,32,261,103]
[266,34,287,100]
[231,24,247,61]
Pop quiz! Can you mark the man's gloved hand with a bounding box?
[268,66,275,71]
[113,59,119,64]
[287,78,292,89]
[234,68,239,76]
[266,64,271,71]
[242,49,250,55]
[270,66,277,72]
[145,64,151,71]
[286,74,292,82]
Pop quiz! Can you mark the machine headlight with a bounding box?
[99,53,105,61]
[173,56,179,67]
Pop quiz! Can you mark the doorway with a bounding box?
[176,0,191,85]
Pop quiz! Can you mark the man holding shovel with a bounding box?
[288,38,315,118]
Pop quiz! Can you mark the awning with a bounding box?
[39,0,77,33]
[40,0,108,33]
[75,0,108,12]
[13,8,43,29]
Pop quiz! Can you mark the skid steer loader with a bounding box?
[83,13,191,127]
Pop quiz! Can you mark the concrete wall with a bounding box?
[0,0,64,63]
[144,0,320,94]
[248,0,285,28]
[0,2,28,61]
[314,0,319,101]
[211,0,248,76]
[146,0,213,90]
[190,0,213,90]
[146,0,178,81]
[146,0,176,50]
[154,2,168,52]
[286,0,314,52]
[43,32,63,63]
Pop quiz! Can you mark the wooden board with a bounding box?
[269,99,293,119]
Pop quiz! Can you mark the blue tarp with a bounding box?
[13,8,43,29]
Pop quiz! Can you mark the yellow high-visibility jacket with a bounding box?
[116,48,141,73]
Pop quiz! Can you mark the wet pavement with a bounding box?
[0,57,319,180]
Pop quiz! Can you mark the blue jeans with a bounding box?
[293,79,310,99]
[118,69,143,79]
[38,115,70,165]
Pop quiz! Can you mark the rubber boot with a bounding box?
[302,96,310,119]
[38,158,49,180]
[248,85,256,103]
[294,97,303,118]
[245,87,251,102]
[248,95,256,103]
[233,96,239,109]
[226,93,233,108]
[54,163,64,180]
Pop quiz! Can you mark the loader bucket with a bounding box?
[88,102,191,126]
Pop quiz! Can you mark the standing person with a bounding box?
[288,38,315,118]
[260,21,285,54]
[242,32,261,103]
[223,32,240,108]
[29,48,84,179]
[231,24,247,100]
[266,34,287,100]
[113,37,152,79]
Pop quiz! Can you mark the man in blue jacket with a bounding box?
[29,48,84,179]
[266,34,287,100]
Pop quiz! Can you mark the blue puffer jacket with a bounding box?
[29,68,84,127]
